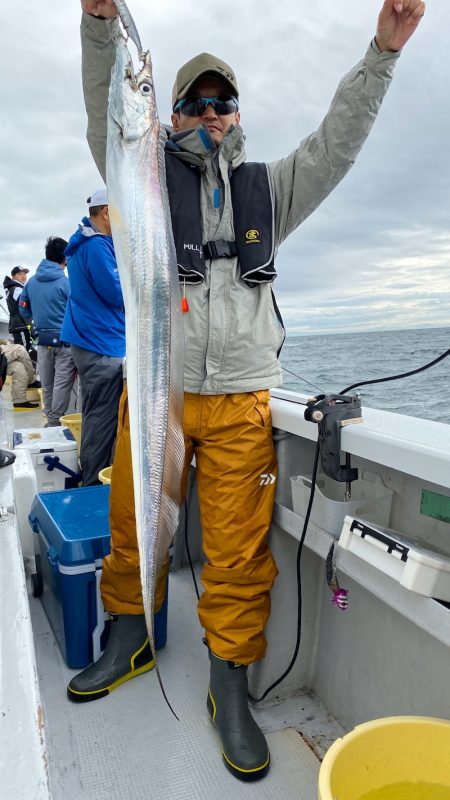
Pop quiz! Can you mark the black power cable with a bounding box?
[248,440,320,703]
[184,498,201,600]
[340,346,450,395]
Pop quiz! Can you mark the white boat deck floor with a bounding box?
[30,565,343,800]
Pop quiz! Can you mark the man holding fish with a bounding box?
[68,0,425,781]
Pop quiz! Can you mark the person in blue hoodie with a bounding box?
[19,237,76,425]
[61,188,125,486]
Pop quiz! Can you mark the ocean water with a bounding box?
[280,326,450,425]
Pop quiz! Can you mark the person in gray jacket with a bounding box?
[19,237,76,427]
[70,0,425,782]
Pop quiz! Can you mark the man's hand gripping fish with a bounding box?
[106,0,185,714]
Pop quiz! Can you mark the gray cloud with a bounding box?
[1,0,449,335]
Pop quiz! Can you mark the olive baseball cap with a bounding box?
[172,52,239,108]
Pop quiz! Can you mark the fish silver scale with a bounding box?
[106,6,185,714]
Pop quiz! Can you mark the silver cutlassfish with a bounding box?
[106,0,185,715]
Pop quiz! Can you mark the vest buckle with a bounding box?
[204,240,237,260]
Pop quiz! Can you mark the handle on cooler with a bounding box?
[43,455,81,481]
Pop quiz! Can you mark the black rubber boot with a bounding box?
[207,650,270,781]
[67,614,154,703]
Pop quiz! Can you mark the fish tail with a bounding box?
[156,661,179,721]
[115,0,144,58]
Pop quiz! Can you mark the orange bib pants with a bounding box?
[101,387,279,664]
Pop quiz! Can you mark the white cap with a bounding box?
[87,188,108,208]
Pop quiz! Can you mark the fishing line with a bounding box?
[248,343,450,704]
[281,366,323,395]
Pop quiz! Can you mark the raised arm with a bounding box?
[80,2,119,180]
[271,0,425,247]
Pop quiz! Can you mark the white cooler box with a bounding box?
[339,516,450,601]
[12,449,37,561]
[291,469,393,537]
[13,427,80,493]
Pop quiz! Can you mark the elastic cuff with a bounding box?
[84,10,118,21]
[369,37,401,59]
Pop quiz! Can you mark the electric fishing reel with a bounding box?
[304,393,363,483]
[304,393,363,611]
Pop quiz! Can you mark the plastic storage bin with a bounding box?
[98,466,112,484]
[318,716,450,800]
[291,469,393,537]
[29,485,168,668]
[26,387,40,402]
[339,516,450,600]
[59,413,82,454]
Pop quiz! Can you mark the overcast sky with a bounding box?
[1,0,449,335]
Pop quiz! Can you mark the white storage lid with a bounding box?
[13,427,77,453]
[339,516,450,600]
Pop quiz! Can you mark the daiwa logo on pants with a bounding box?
[259,473,275,486]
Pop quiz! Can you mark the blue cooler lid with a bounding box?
[29,485,111,566]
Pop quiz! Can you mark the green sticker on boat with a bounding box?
[420,490,450,524]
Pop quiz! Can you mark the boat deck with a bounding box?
[30,564,342,800]
[1,387,344,799]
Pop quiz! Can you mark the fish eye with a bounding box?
[139,81,152,96]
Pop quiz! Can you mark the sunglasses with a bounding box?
[173,95,239,117]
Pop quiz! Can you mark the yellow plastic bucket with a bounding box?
[60,413,82,454]
[98,466,112,485]
[318,716,450,800]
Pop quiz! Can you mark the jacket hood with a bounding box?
[65,217,104,258]
[35,259,66,282]
[3,275,22,290]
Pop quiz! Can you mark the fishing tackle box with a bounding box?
[29,485,168,669]
[13,426,80,492]
[339,516,450,601]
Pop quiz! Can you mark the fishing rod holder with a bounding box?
[304,394,363,483]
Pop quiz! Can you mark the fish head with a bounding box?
[109,33,157,140]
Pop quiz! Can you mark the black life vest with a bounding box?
[164,152,276,287]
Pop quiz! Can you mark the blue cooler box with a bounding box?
[29,485,168,669]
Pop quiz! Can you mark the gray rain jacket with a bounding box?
[81,13,400,395]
